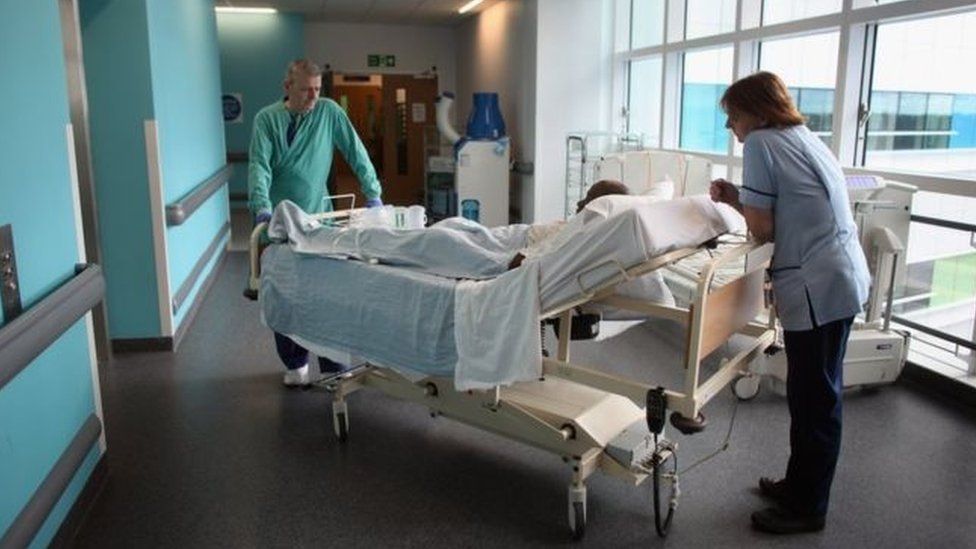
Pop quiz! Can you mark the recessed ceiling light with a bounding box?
[214,6,277,14]
[458,0,485,14]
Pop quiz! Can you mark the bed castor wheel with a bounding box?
[334,412,348,442]
[732,374,761,401]
[669,412,707,435]
[568,484,587,541]
[333,401,349,442]
[570,501,586,540]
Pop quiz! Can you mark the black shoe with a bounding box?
[758,477,790,506]
[751,507,825,534]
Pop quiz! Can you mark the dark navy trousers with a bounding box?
[273,332,344,372]
[782,315,853,518]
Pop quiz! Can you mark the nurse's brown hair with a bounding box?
[720,71,805,128]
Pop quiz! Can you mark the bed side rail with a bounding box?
[687,241,773,361]
[539,247,702,319]
[245,195,361,300]
[545,240,776,424]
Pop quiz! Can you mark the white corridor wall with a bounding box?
[533,0,615,222]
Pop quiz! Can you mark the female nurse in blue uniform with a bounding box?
[710,71,871,535]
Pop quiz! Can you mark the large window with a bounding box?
[680,47,733,153]
[759,32,840,146]
[628,56,664,146]
[865,11,976,178]
[615,0,976,378]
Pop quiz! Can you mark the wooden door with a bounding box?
[330,74,383,205]
[380,74,438,206]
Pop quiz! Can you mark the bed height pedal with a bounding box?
[606,419,658,471]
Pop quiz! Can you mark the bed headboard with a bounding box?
[592,150,713,199]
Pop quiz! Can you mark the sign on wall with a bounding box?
[411,102,426,123]
[222,93,243,123]
[367,54,396,68]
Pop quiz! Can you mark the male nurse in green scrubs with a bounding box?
[248,59,383,387]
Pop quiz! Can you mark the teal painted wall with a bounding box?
[146,0,229,332]
[170,187,229,328]
[147,0,226,203]
[216,13,305,198]
[81,0,161,338]
[83,0,230,338]
[0,2,101,546]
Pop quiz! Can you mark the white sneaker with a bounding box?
[282,364,310,387]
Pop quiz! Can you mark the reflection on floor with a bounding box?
[229,207,251,252]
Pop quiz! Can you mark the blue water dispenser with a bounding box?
[461,199,480,223]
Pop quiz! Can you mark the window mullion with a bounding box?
[667,0,687,44]
[729,0,744,163]
[832,8,870,165]
[661,51,683,149]
[661,0,686,148]
[732,1,757,162]
[655,0,671,146]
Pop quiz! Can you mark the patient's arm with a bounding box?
[508,252,526,270]
[512,219,576,267]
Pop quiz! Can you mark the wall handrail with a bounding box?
[0,263,104,391]
[172,222,230,314]
[165,164,233,226]
[0,414,102,548]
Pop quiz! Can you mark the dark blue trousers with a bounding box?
[273,332,345,373]
[782,315,853,518]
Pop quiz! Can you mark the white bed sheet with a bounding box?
[262,195,740,389]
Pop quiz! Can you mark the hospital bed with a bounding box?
[588,150,913,398]
[247,199,776,540]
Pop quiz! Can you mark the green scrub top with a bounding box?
[248,98,382,216]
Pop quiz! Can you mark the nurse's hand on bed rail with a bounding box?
[365,197,383,208]
[710,179,742,213]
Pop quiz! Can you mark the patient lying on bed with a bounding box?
[268,200,526,279]
[266,182,730,288]
[509,179,630,269]
[266,180,630,280]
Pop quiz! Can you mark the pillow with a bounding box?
[579,193,668,222]
[643,179,675,201]
[581,193,745,237]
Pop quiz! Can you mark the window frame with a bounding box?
[612,0,976,197]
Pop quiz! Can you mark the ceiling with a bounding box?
[215,0,499,26]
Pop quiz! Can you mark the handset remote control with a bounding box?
[646,387,667,435]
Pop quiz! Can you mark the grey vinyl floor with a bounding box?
[72,252,976,548]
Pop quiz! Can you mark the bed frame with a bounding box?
[247,206,776,540]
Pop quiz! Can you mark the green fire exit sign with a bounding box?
[367,54,396,67]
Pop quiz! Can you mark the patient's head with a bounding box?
[576,180,629,213]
